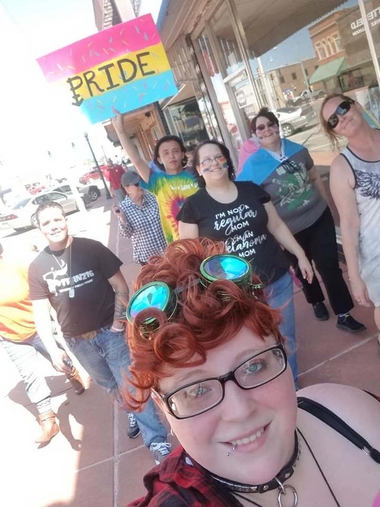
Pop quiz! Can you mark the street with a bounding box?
[289,121,345,153]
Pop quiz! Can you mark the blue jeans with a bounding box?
[0,333,51,405]
[113,188,125,203]
[265,272,298,386]
[66,327,167,447]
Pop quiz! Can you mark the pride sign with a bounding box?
[37,15,177,124]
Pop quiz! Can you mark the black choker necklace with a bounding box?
[211,431,300,494]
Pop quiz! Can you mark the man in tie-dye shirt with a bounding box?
[112,109,198,243]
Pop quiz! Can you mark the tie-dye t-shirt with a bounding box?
[142,169,198,243]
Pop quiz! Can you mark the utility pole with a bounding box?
[84,133,111,199]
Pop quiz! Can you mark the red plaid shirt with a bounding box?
[127,446,243,506]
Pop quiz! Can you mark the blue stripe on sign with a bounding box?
[80,69,178,124]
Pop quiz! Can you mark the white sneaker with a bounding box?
[149,441,171,464]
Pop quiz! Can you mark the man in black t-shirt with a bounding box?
[28,202,171,464]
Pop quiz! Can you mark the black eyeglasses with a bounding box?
[256,121,276,132]
[154,344,287,419]
[327,99,355,129]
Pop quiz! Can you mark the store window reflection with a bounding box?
[209,1,243,76]
[307,0,379,121]
[167,99,209,150]
[197,28,245,152]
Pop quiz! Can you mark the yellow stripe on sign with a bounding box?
[63,42,171,102]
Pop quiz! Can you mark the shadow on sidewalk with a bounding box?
[7,375,89,451]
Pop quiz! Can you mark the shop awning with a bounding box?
[160,84,195,109]
[158,0,346,57]
[309,57,347,85]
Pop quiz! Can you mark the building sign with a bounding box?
[37,14,177,124]
[351,6,380,36]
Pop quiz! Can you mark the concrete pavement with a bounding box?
[1,178,379,507]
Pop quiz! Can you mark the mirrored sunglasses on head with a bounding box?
[126,254,265,336]
[327,98,354,129]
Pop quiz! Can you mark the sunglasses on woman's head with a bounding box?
[327,99,355,129]
[255,121,276,132]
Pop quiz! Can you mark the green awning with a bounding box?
[309,57,347,85]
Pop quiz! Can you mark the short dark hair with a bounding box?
[192,140,236,188]
[35,201,65,227]
[153,135,187,170]
[251,107,279,133]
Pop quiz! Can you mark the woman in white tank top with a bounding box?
[321,94,380,345]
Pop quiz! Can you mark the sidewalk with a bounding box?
[1,190,379,507]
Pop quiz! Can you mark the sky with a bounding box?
[0,0,162,183]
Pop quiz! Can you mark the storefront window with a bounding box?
[241,0,378,122]
[330,0,380,122]
[167,98,209,149]
[196,28,247,153]
[208,2,243,76]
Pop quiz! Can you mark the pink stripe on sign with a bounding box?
[37,14,159,83]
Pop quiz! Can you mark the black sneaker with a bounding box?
[149,442,171,465]
[127,413,140,439]
[336,314,366,333]
[312,302,329,321]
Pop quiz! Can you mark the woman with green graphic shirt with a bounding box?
[238,107,365,334]
[111,108,198,243]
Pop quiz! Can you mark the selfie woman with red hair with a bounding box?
[125,238,380,507]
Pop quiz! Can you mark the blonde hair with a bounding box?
[320,93,353,151]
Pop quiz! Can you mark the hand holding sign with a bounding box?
[37,15,177,124]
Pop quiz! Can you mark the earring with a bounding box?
[227,451,231,457]
[170,427,175,437]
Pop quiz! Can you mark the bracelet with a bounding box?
[111,325,124,332]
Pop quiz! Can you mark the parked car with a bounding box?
[52,183,100,205]
[79,166,108,185]
[288,89,326,106]
[0,191,78,232]
[275,105,317,137]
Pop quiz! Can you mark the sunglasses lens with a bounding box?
[336,101,351,116]
[328,100,353,129]
[201,255,251,284]
[328,114,339,129]
[127,282,171,322]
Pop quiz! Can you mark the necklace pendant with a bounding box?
[69,287,75,298]
[277,484,298,507]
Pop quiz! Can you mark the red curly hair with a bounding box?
[124,238,283,411]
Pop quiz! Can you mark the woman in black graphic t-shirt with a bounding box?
[177,140,313,387]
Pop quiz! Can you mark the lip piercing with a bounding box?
[227,444,237,457]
